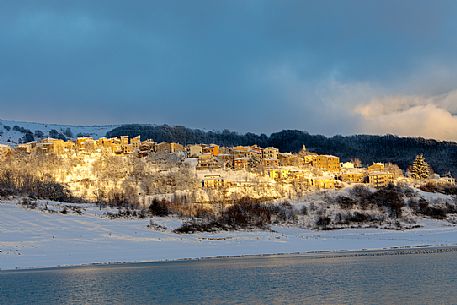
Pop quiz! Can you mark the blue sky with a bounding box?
[1,0,457,140]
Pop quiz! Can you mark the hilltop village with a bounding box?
[0,136,455,206]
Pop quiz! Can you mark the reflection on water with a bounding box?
[1,251,457,305]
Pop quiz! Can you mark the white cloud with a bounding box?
[257,62,457,141]
[354,91,457,141]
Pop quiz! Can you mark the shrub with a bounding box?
[412,198,449,219]
[105,189,139,208]
[34,130,44,138]
[337,196,356,210]
[369,187,404,218]
[148,199,170,217]
[48,129,66,141]
[350,185,372,199]
[19,197,37,209]
[268,201,295,223]
[174,221,227,234]
[316,216,331,228]
[13,126,32,134]
[174,197,275,233]
[425,206,447,219]
[221,198,272,228]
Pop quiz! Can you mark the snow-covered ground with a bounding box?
[2,200,457,271]
[0,118,117,145]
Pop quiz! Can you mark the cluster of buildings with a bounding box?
[3,136,455,192]
[13,136,142,155]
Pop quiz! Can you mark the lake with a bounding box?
[1,249,457,304]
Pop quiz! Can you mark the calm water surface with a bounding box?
[1,250,457,305]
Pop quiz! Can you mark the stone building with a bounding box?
[341,169,366,183]
[314,155,341,172]
[187,144,203,157]
[262,147,279,160]
[368,171,394,187]
[233,157,249,170]
[156,142,184,154]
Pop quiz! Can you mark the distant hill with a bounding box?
[0,119,117,145]
[108,124,457,176]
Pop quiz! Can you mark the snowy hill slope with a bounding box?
[0,119,118,145]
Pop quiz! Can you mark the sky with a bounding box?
[1,0,457,141]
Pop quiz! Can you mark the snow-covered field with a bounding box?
[2,200,457,271]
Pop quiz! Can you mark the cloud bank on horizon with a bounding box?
[0,0,457,141]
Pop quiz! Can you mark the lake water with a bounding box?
[1,249,457,305]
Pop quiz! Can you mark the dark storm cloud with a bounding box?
[1,0,457,137]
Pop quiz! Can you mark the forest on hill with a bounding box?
[107,125,457,176]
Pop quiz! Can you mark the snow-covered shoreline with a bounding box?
[3,245,457,273]
[2,200,457,271]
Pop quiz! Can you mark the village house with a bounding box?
[283,169,307,184]
[278,153,302,167]
[201,174,229,188]
[35,139,56,154]
[232,146,251,159]
[187,144,203,158]
[116,136,141,154]
[233,157,249,170]
[156,142,184,154]
[197,154,220,170]
[96,137,114,152]
[130,136,141,150]
[368,171,394,188]
[249,145,263,157]
[314,155,341,172]
[120,136,129,146]
[310,177,336,189]
[368,162,385,172]
[35,138,75,155]
[303,153,318,165]
[16,142,35,154]
[262,158,279,169]
[202,144,219,156]
[138,139,156,157]
[76,137,97,154]
[262,147,279,160]
[341,162,355,169]
[232,145,262,160]
[341,169,366,184]
[216,153,233,169]
[232,146,248,158]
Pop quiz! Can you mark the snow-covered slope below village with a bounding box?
[1,200,457,270]
[0,119,118,145]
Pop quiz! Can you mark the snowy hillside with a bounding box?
[0,119,118,145]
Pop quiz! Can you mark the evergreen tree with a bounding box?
[409,154,432,180]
